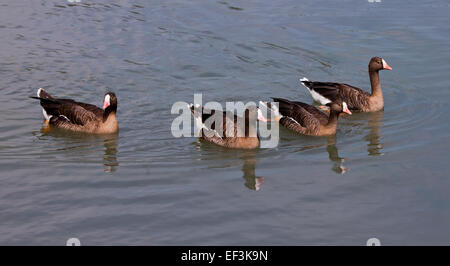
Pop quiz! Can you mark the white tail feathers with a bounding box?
[299,77,310,89]
[299,77,331,104]
[189,103,206,133]
[42,110,50,120]
[36,88,52,121]
[59,115,70,122]
[300,77,309,82]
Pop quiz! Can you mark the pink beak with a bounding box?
[343,106,352,115]
[103,101,110,110]
[384,63,392,70]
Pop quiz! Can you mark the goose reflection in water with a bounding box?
[39,125,119,172]
[102,136,119,172]
[196,141,264,191]
[241,157,264,191]
[326,136,348,174]
[365,111,384,156]
[324,111,384,173]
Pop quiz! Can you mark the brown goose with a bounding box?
[189,104,265,149]
[31,88,118,134]
[300,57,392,112]
[269,97,351,136]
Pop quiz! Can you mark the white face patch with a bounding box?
[382,59,387,69]
[103,94,111,109]
[342,102,352,115]
[257,108,265,122]
[105,94,110,105]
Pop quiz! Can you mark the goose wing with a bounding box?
[272,98,320,134]
[56,98,104,117]
[303,81,371,110]
[32,97,99,125]
[302,81,341,103]
[338,84,370,110]
[290,101,328,124]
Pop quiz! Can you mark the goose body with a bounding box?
[270,97,351,136]
[189,104,263,149]
[301,57,392,112]
[31,88,118,134]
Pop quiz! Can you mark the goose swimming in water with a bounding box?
[300,56,392,112]
[31,88,118,134]
[261,98,352,136]
[189,104,269,149]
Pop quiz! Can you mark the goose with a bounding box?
[31,88,118,134]
[300,57,392,112]
[263,98,352,136]
[189,104,268,149]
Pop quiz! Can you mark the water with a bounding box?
[1,0,450,245]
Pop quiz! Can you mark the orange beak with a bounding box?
[384,63,392,70]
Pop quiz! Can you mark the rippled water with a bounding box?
[1,0,450,245]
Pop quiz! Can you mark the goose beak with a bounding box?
[257,108,268,122]
[382,59,392,70]
[343,102,352,115]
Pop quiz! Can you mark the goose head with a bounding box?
[327,101,352,115]
[369,57,392,72]
[102,92,118,113]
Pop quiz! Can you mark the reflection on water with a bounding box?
[196,141,264,190]
[324,111,384,173]
[103,137,119,173]
[241,157,264,191]
[365,111,384,156]
[326,136,348,174]
[39,124,119,173]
